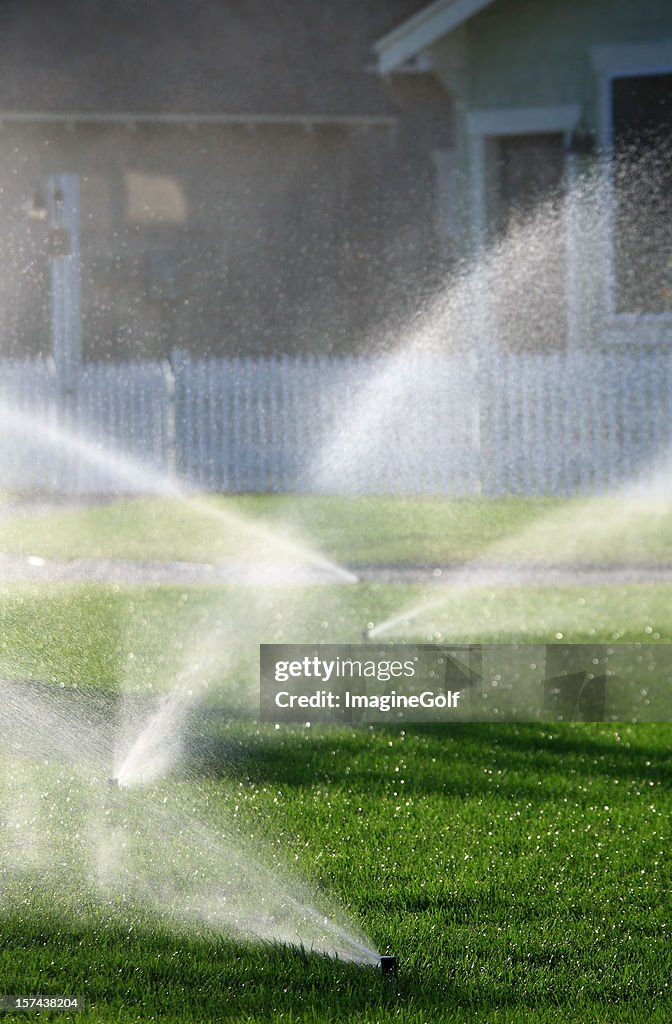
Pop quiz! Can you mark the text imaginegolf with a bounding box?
[274,689,462,711]
[273,656,416,684]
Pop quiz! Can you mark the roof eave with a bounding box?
[373,0,496,75]
[0,110,396,129]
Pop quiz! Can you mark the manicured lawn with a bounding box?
[1,495,671,1022]
[1,494,672,565]
[0,720,670,1022]
[1,582,672,700]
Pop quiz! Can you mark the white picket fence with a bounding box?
[0,348,671,496]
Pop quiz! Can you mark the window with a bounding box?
[611,73,672,315]
[486,133,567,351]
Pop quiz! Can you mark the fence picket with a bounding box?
[0,351,670,497]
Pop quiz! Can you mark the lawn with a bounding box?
[1,493,672,565]
[1,581,672,698]
[0,720,670,1023]
[0,496,671,1022]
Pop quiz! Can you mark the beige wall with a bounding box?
[0,119,441,360]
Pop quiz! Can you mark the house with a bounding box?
[374,0,672,352]
[0,0,452,362]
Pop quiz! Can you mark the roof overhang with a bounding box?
[374,0,497,75]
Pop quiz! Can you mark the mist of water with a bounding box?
[0,679,378,963]
[308,158,672,641]
[2,143,667,964]
[367,492,671,641]
[0,393,356,788]
[0,402,370,959]
[0,400,356,584]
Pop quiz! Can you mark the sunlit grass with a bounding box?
[1,721,670,1022]
[1,494,672,565]
[1,582,672,699]
[1,495,671,1021]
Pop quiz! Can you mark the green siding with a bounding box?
[426,1,672,348]
[427,0,672,351]
[432,0,672,115]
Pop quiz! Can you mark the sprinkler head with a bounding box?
[379,955,397,978]
[107,777,119,788]
[362,627,371,643]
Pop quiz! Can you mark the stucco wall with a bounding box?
[0,119,441,360]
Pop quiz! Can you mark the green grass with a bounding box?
[1,582,672,699]
[0,721,670,1022]
[1,496,671,1021]
[2,494,672,565]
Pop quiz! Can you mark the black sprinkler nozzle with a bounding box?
[380,955,398,978]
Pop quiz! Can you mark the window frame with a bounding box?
[465,105,580,350]
[593,43,672,324]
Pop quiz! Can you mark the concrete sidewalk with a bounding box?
[2,553,672,587]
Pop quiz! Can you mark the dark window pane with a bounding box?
[612,73,672,315]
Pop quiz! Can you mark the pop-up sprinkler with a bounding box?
[379,955,398,978]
